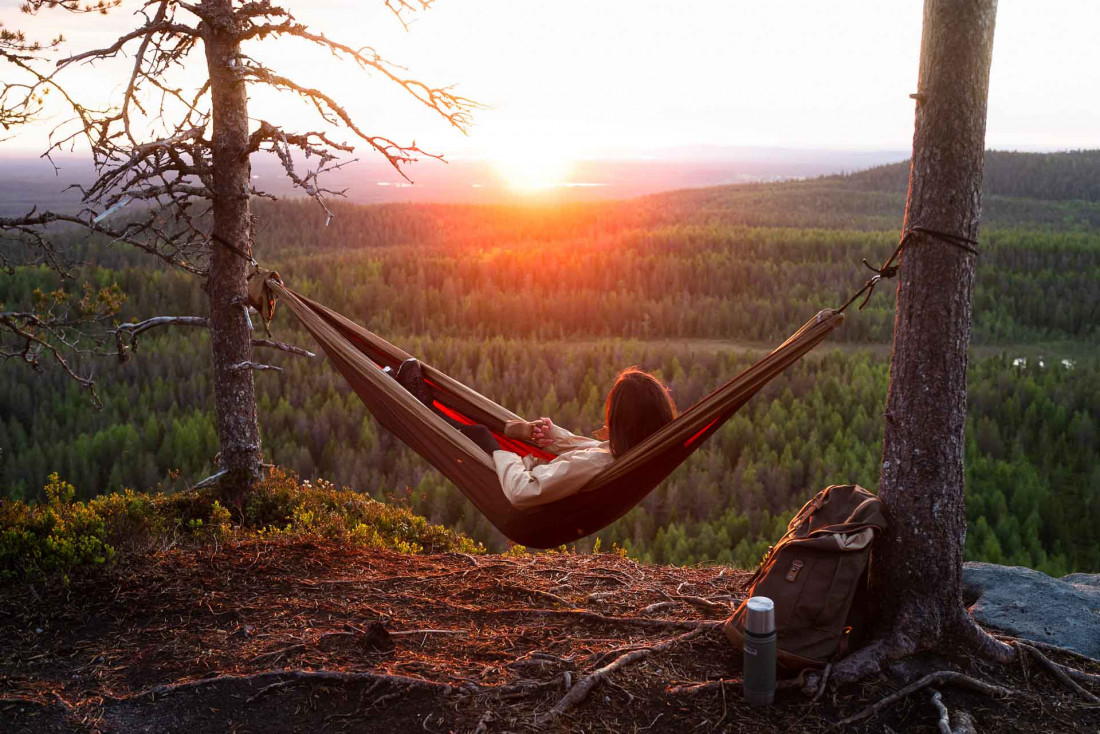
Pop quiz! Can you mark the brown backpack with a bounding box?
[723,484,887,672]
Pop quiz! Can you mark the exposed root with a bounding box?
[537,623,718,722]
[996,635,1100,668]
[931,689,977,734]
[930,689,951,734]
[955,613,1016,663]
[667,677,805,696]
[808,630,916,692]
[952,709,977,734]
[1018,642,1100,704]
[135,668,453,701]
[834,671,1016,728]
[811,662,832,703]
[490,607,709,630]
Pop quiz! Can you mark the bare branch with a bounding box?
[230,361,282,373]
[251,338,315,359]
[238,22,477,133]
[0,308,107,408]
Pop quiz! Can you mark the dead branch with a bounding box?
[251,338,315,358]
[111,316,313,359]
[115,315,208,337]
[834,671,1017,728]
[229,361,282,373]
[540,624,717,721]
[0,310,103,407]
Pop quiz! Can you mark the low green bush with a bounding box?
[1,467,481,584]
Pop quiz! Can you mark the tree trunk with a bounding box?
[871,0,998,646]
[202,0,262,502]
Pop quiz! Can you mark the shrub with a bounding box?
[1,468,480,584]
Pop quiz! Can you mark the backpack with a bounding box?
[723,484,887,672]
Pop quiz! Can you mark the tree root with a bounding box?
[537,623,718,723]
[955,614,1015,664]
[834,671,1016,728]
[930,689,976,734]
[667,677,805,696]
[807,631,917,691]
[1018,642,1100,703]
[995,635,1100,668]
[490,608,708,630]
[134,669,453,702]
[929,689,950,734]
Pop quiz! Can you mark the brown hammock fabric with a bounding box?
[269,280,844,548]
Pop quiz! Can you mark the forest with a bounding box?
[2,150,1098,574]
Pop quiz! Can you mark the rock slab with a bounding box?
[962,562,1100,658]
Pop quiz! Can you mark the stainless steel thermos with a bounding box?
[742,596,776,706]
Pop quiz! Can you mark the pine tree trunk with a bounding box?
[202,0,262,502]
[871,0,998,643]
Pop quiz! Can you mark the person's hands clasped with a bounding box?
[505,417,554,446]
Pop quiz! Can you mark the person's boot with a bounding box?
[395,358,435,408]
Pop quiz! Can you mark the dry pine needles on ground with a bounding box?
[1,537,1098,733]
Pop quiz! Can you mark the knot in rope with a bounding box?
[838,226,979,314]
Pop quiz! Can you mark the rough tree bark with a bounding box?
[833,0,1005,683]
[202,0,263,500]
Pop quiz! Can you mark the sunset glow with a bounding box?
[487,139,576,191]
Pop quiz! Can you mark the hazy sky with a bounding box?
[3,0,1098,167]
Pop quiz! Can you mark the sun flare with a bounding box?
[487,138,575,192]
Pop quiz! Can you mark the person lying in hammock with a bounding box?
[390,359,677,509]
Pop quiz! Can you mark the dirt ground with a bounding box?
[1,538,1097,733]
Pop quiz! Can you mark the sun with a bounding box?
[485,136,575,192]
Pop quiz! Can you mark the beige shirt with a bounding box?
[493,423,614,509]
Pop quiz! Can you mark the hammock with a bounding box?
[268,280,844,548]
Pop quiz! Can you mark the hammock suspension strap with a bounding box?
[837,226,980,314]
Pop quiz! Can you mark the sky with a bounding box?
[2,0,1099,183]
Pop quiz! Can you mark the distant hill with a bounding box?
[839,149,1100,202]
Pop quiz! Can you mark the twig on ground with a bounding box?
[494,580,572,607]
[538,623,718,722]
[248,643,306,664]
[673,595,729,615]
[640,601,678,615]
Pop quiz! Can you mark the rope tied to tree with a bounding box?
[206,230,282,335]
[837,226,979,314]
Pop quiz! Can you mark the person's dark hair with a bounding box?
[601,368,677,457]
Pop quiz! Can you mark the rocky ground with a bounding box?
[2,538,1098,733]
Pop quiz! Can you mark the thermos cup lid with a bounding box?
[745,596,775,635]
